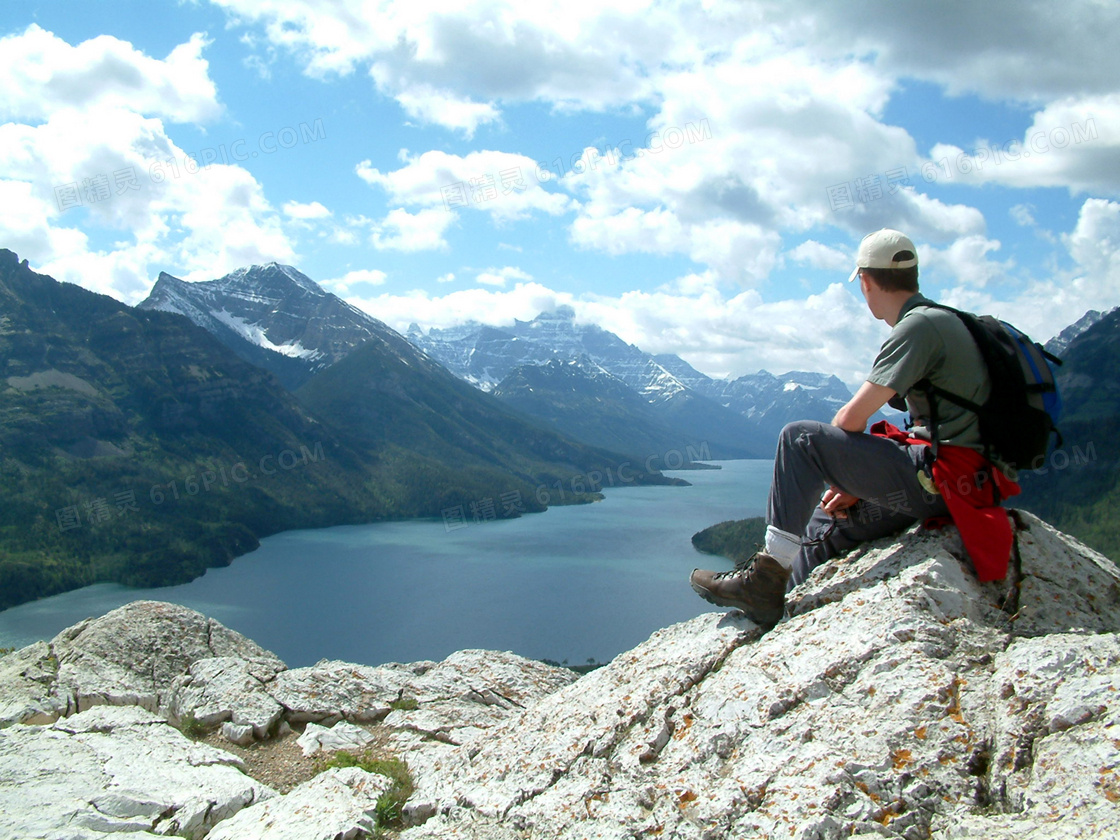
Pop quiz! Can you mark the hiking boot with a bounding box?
[689,552,790,627]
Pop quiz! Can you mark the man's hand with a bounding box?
[821,485,859,518]
[832,381,897,432]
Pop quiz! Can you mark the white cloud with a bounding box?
[388,83,500,137]
[0,32,292,303]
[342,196,1120,389]
[371,207,455,251]
[212,0,664,114]
[0,25,220,123]
[556,45,981,282]
[579,281,886,387]
[476,266,532,287]
[0,178,88,268]
[209,0,1120,294]
[283,200,332,220]
[324,267,388,295]
[1010,203,1057,243]
[791,0,1120,103]
[570,206,687,257]
[328,227,359,245]
[788,240,850,272]
[924,235,1010,288]
[8,2,1120,381]
[225,0,1119,132]
[1010,204,1037,227]
[1066,198,1120,283]
[345,207,1120,389]
[926,97,1120,197]
[933,199,1120,344]
[348,281,573,335]
[689,221,781,285]
[357,149,575,221]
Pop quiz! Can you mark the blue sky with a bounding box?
[1,1,1118,388]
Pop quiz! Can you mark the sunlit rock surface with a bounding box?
[1,511,1117,839]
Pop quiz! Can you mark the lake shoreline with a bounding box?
[0,461,772,668]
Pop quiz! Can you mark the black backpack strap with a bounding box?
[922,380,984,415]
[912,377,940,459]
[913,378,1003,505]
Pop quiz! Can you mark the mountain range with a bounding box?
[408,307,852,458]
[0,250,672,611]
[4,247,1116,611]
[138,266,852,459]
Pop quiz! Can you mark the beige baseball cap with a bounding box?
[847,229,918,282]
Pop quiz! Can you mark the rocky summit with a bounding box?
[2,510,1119,839]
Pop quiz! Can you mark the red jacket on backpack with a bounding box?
[870,420,1020,582]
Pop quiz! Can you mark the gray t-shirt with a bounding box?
[866,293,989,452]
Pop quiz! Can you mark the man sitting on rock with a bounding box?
[690,229,1017,628]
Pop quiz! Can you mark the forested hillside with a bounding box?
[0,252,672,610]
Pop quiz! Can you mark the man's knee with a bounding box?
[778,419,831,450]
[780,419,822,438]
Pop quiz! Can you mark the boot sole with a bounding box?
[690,579,782,627]
[690,580,746,610]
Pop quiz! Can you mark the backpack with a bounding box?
[902,302,1063,474]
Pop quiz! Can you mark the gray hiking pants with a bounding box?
[767,420,950,590]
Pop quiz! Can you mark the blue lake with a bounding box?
[0,461,772,668]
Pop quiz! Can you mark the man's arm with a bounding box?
[832,381,896,433]
[819,381,898,517]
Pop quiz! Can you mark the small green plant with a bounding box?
[389,696,419,711]
[177,711,207,740]
[0,647,14,658]
[317,750,415,829]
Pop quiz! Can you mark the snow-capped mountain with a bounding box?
[490,357,711,459]
[408,306,700,398]
[409,307,852,456]
[701,370,852,441]
[139,266,850,457]
[138,263,392,389]
[1045,307,1118,358]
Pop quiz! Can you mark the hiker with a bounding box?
[690,228,1019,628]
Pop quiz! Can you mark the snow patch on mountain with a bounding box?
[210,309,324,361]
[138,264,398,390]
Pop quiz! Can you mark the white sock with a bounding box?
[764,525,801,569]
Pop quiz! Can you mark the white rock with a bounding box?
[1006,510,1120,635]
[4,512,1118,840]
[0,601,289,747]
[403,648,578,705]
[403,610,758,825]
[269,659,403,722]
[270,649,575,725]
[205,767,392,840]
[398,513,1120,840]
[165,655,284,740]
[0,705,273,840]
[380,648,578,750]
[54,601,284,715]
[222,721,256,746]
[0,640,65,726]
[298,720,377,757]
